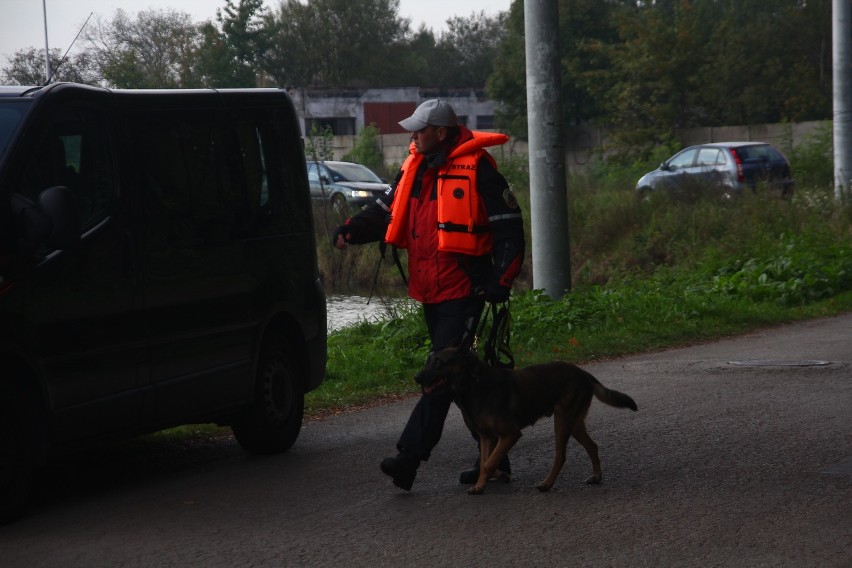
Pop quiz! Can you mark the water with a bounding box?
[326,294,410,332]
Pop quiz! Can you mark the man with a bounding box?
[332,99,525,490]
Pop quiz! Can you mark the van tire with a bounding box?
[232,333,304,454]
[0,382,33,524]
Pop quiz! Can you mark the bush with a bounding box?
[342,123,386,178]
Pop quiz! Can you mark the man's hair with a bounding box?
[445,126,460,143]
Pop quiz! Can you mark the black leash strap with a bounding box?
[368,242,408,305]
[478,300,514,369]
[367,242,386,305]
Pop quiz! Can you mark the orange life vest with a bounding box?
[385,130,509,255]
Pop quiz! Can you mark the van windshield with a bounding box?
[0,100,31,157]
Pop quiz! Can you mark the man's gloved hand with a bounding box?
[484,280,511,303]
[332,224,350,249]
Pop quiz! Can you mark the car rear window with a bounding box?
[735,145,783,162]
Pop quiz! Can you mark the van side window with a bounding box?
[132,109,294,245]
[131,110,238,246]
[233,107,309,237]
[18,103,114,234]
[235,121,269,209]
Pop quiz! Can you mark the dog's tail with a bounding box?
[592,381,638,411]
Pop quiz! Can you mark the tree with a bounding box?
[197,0,268,87]
[601,0,711,158]
[262,0,411,87]
[600,0,833,159]
[487,0,620,138]
[486,0,528,136]
[392,26,442,87]
[305,123,335,161]
[695,0,831,125]
[343,123,385,176]
[434,11,508,87]
[83,8,203,88]
[1,47,99,86]
[260,0,325,86]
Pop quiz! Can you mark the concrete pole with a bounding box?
[834,0,852,200]
[524,0,572,299]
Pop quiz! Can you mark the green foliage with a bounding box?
[434,11,507,88]
[305,123,334,162]
[196,0,267,88]
[1,47,100,86]
[788,123,834,189]
[262,0,411,87]
[703,238,852,306]
[85,8,203,88]
[342,123,385,176]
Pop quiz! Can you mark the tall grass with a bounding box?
[308,135,852,414]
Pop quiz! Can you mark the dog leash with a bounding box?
[475,300,515,369]
[367,241,407,305]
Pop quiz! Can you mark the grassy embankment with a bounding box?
[309,135,852,414]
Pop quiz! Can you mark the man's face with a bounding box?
[410,125,447,154]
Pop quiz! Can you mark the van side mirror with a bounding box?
[12,186,81,251]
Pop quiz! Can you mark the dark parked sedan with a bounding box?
[636,142,794,198]
[307,160,390,213]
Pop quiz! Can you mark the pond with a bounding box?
[326,294,411,332]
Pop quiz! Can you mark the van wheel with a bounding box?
[232,333,304,454]
[0,383,32,524]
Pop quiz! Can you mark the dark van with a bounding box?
[0,83,327,522]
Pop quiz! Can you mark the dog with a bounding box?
[415,346,638,495]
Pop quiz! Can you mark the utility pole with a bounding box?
[834,0,852,200]
[524,0,571,299]
[42,0,51,84]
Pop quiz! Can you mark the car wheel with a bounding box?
[331,193,348,216]
[0,382,33,524]
[232,333,304,454]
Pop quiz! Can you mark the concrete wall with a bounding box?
[326,119,831,173]
[289,87,497,134]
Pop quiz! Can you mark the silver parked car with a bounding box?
[636,142,794,198]
[307,160,390,213]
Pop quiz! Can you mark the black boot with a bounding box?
[459,454,512,484]
[380,453,419,491]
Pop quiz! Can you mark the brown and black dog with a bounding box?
[415,347,638,495]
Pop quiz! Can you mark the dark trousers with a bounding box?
[396,296,485,461]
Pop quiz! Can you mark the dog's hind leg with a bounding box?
[536,408,571,492]
[571,421,602,484]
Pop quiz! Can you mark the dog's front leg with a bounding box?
[469,434,520,495]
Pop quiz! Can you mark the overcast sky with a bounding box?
[1,0,512,70]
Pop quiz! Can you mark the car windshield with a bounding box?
[329,163,382,183]
[0,100,30,157]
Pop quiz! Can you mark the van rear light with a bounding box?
[729,149,744,183]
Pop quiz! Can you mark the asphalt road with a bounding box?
[1,314,850,567]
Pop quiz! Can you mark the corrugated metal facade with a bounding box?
[363,102,417,134]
